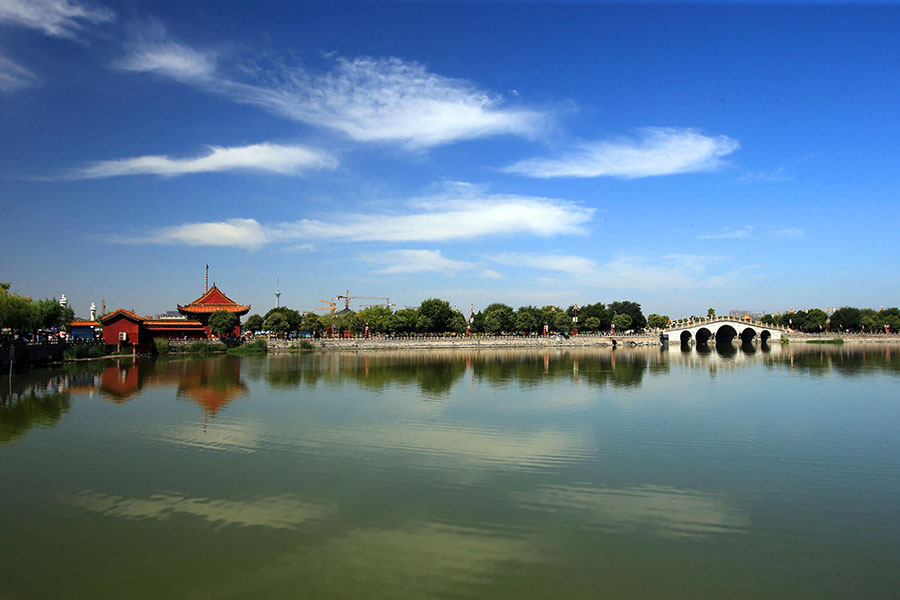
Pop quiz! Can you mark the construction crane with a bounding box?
[336,290,392,309]
[316,299,336,316]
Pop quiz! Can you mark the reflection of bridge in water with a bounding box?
[663,317,788,346]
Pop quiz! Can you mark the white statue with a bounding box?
[59,293,68,307]
[90,302,96,321]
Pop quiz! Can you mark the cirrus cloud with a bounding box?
[115,28,545,149]
[0,0,113,38]
[64,142,337,179]
[504,127,739,179]
[108,184,593,250]
[368,250,476,274]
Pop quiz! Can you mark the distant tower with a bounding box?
[59,293,68,308]
[90,302,96,321]
[275,274,281,308]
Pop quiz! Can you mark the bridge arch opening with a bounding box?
[760,330,771,343]
[680,331,692,345]
[715,325,737,344]
[695,328,712,345]
[740,328,757,343]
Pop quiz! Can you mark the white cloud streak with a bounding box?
[115,28,543,149]
[226,56,543,148]
[0,54,40,91]
[369,250,475,274]
[113,185,593,250]
[697,226,754,240]
[489,251,753,291]
[504,127,739,178]
[697,225,805,241]
[66,143,337,178]
[0,0,113,37]
[114,22,216,82]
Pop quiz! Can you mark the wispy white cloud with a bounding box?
[0,54,40,91]
[490,252,598,275]
[226,56,544,148]
[697,225,754,240]
[504,127,739,179]
[737,166,789,183]
[140,218,269,250]
[369,250,475,274]
[116,28,544,149]
[65,142,337,178]
[110,184,593,249]
[490,251,754,291]
[771,227,804,239]
[697,225,805,241]
[0,0,113,38]
[479,269,503,280]
[114,21,216,82]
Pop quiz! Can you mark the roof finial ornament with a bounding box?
[205,263,209,293]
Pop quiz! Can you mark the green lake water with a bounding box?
[2,344,899,599]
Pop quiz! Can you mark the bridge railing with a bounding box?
[664,316,787,331]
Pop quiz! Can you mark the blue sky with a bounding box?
[1,0,898,319]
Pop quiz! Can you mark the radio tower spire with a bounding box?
[275,274,281,308]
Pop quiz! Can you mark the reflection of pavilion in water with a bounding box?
[96,358,247,419]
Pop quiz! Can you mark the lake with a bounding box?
[2,344,899,599]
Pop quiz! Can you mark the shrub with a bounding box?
[154,338,169,354]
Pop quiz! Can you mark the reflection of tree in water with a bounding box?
[1,366,83,445]
[765,345,900,377]
[266,352,468,399]
[578,352,648,388]
[0,388,71,446]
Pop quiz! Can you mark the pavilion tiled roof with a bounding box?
[142,320,205,327]
[177,285,250,316]
[100,309,143,323]
[68,320,101,327]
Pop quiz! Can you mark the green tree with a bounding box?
[300,312,326,334]
[647,314,670,329]
[358,306,393,333]
[208,310,239,337]
[515,310,538,333]
[552,310,572,333]
[417,298,453,333]
[579,302,610,330]
[390,308,418,334]
[244,314,264,332]
[263,312,290,336]
[483,303,515,334]
[583,316,601,332]
[608,300,646,330]
[449,311,468,334]
[613,313,633,332]
[707,308,716,319]
[859,308,881,332]
[803,308,828,332]
[263,307,302,331]
[883,314,900,333]
[472,310,485,333]
[830,307,861,331]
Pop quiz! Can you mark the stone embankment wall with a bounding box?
[267,335,660,352]
[783,333,899,344]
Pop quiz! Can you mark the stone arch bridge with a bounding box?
[663,317,787,345]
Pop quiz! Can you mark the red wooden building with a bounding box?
[177,285,250,337]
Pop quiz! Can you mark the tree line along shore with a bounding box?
[2,283,898,340]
